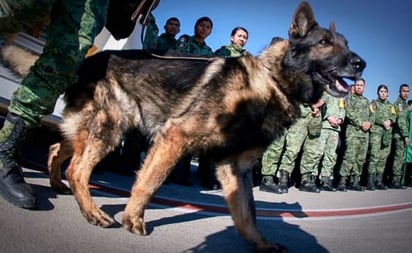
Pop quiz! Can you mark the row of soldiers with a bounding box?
[259,79,411,194]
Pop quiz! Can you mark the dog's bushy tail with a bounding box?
[0,45,39,77]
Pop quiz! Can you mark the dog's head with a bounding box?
[283,1,366,103]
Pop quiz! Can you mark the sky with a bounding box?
[149,0,411,102]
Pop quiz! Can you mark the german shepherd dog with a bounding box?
[2,2,365,252]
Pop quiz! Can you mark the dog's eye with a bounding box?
[319,39,330,46]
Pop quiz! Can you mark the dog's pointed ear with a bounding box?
[329,22,336,33]
[289,1,318,39]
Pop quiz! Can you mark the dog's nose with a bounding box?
[351,53,366,73]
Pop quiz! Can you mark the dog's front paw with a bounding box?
[82,208,114,227]
[51,181,72,195]
[122,215,147,235]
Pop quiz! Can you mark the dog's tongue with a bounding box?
[335,79,349,93]
[326,79,348,97]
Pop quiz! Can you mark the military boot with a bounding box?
[299,173,320,193]
[278,170,289,193]
[366,173,376,191]
[375,173,388,190]
[337,176,347,192]
[0,113,36,209]
[320,176,336,192]
[347,175,365,191]
[389,176,406,189]
[259,175,282,194]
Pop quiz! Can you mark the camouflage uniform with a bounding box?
[367,99,396,189]
[176,34,214,56]
[339,93,374,189]
[214,44,247,57]
[301,93,345,191]
[1,0,109,126]
[391,96,409,187]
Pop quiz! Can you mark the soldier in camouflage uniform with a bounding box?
[276,102,323,193]
[214,27,249,57]
[301,92,345,192]
[390,83,410,189]
[176,16,214,57]
[143,15,180,54]
[0,0,154,209]
[338,79,374,191]
[366,84,396,190]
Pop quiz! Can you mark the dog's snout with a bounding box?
[351,53,366,73]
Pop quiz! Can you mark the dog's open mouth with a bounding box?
[314,72,354,97]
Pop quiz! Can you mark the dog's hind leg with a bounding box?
[216,149,288,253]
[47,139,72,194]
[122,123,186,235]
[65,135,116,227]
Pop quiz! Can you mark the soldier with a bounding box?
[366,84,396,190]
[338,78,373,191]
[176,16,214,56]
[0,0,156,209]
[143,16,181,54]
[259,131,287,194]
[301,92,345,192]
[390,83,410,189]
[277,102,323,193]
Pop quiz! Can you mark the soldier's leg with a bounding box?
[0,0,109,209]
[348,136,368,191]
[338,133,357,192]
[390,136,407,189]
[259,131,286,194]
[278,117,308,193]
[375,140,391,190]
[366,132,381,190]
[299,131,324,193]
[319,130,339,191]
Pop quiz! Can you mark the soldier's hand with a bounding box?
[383,120,392,130]
[361,121,371,131]
[404,137,410,147]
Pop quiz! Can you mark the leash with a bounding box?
[148,52,214,61]
[131,0,159,24]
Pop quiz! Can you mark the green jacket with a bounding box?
[393,96,409,138]
[344,94,374,137]
[214,44,247,57]
[176,34,214,56]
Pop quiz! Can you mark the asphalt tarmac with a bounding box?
[1,163,412,253]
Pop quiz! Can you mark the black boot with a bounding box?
[375,173,388,190]
[321,176,336,192]
[337,176,347,192]
[0,113,36,209]
[299,173,320,193]
[259,175,282,194]
[347,175,365,191]
[278,170,289,193]
[389,176,406,189]
[366,172,376,191]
